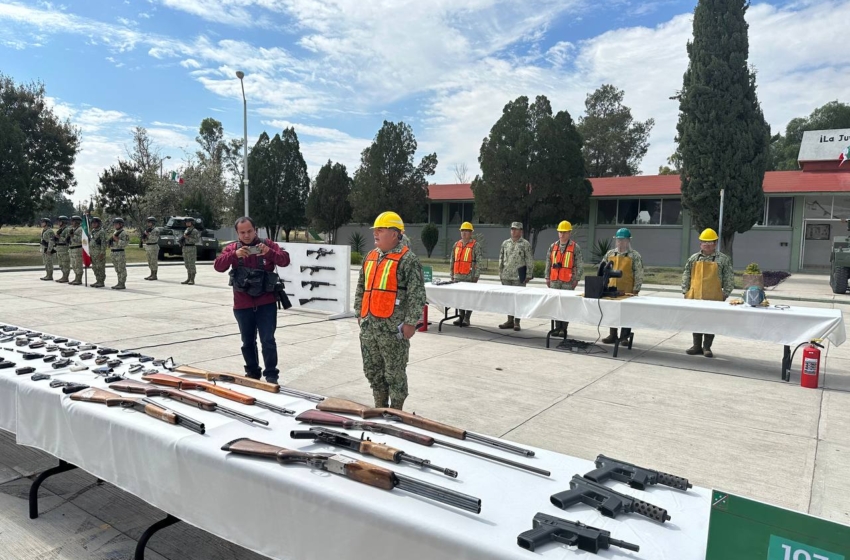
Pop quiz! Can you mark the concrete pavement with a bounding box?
[0,264,848,559]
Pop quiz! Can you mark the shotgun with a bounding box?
[70,387,205,434]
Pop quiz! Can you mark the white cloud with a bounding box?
[260,119,369,174]
[179,57,201,68]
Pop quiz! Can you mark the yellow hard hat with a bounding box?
[557,220,572,232]
[699,228,719,242]
[372,211,404,231]
[459,222,474,232]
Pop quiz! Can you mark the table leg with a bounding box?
[437,306,461,332]
[613,338,620,358]
[782,345,791,382]
[29,460,78,519]
[135,514,180,560]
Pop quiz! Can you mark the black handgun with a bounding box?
[16,366,36,375]
[53,337,68,343]
[117,351,140,359]
[97,348,118,355]
[0,361,14,369]
[43,355,57,363]
[65,341,81,347]
[61,349,78,357]
[79,352,94,360]
[29,341,45,349]
[52,358,72,369]
[18,352,44,360]
[584,454,692,491]
[49,380,90,394]
[31,373,51,381]
[138,356,155,363]
[517,512,639,554]
[550,475,670,522]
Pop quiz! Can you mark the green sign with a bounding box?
[706,491,850,560]
[422,265,433,283]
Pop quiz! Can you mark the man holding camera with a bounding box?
[214,217,291,384]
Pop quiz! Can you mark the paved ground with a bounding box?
[0,263,848,559]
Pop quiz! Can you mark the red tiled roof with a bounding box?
[428,170,850,200]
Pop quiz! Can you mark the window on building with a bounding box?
[804,196,833,220]
[597,200,617,224]
[637,199,661,224]
[428,203,443,224]
[661,199,682,225]
[617,199,639,225]
[756,197,794,226]
[447,202,474,224]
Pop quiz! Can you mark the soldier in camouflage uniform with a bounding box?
[141,217,160,281]
[498,221,534,331]
[68,216,84,285]
[88,217,107,288]
[109,217,130,290]
[601,228,643,344]
[355,211,426,410]
[682,228,734,358]
[181,217,201,285]
[53,216,72,283]
[39,218,56,281]
[449,221,483,326]
[544,221,584,337]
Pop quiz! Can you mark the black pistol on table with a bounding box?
[517,512,639,554]
[550,475,670,522]
[584,454,692,491]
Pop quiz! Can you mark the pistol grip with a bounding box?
[550,489,581,510]
[517,525,559,552]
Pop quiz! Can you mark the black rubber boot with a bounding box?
[686,334,704,355]
[601,328,618,344]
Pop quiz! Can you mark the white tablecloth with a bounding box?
[0,332,711,560]
[426,283,847,347]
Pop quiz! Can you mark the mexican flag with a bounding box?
[840,145,850,167]
[170,171,185,185]
[81,215,92,267]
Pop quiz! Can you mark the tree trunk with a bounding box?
[721,232,735,266]
[283,228,292,242]
[530,228,540,254]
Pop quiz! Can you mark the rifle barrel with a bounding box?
[253,398,295,416]
[394,473,480,514]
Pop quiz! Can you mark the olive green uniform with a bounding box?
[109,228,130,288]
[88,225,107,287]
[142,226,160,276]
[40,227,56,280]
[498,236,534,327]
[54,224,72,282]
[354,241,426,409]
[69,226,84,284]
[182,226,201,280]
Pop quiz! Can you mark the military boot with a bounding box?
[55,273,69,284]
[702,334,715,358]
[499,316,515,329]
[601,328,618,344]
[686,334,704,355]
[40,276,51,281]
[390,396,405,411]
[461,310,472,327]
[373,390,389,408]
[69,274,82,285]
[181,275,191,285]
[91,282,104,288]
[452,309,464,326]
[187,273,195,285]
[143,273,152,280]
[513,318,521,332]
[111,282,126,290]
[148,271,157,281]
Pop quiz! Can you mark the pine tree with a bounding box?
[676,0,770,264]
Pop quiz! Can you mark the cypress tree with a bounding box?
[676,0,770,264]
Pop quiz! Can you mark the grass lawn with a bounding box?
[0,244,151,268]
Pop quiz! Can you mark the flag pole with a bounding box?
[84,214,89,287]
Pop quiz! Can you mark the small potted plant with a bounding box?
[743,262,764,289]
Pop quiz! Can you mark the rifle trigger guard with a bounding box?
[382,413,402,421]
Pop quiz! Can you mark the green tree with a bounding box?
[307,160,353,244]
[0,74,80,228]
[98,160,148,228]
[658,153,682,175]
[126,126,159,174]
[768,101,850,170]
[248,127,310,242]
[421,222,439,257]
[675,0,770,264]
[578,84,655,177]
[196,117,225,168]
[350,121,436,224]
[472,95,591,251]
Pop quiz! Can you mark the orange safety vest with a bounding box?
[452,240,476,275]
[360,246,409,319]
[549,242,576,283]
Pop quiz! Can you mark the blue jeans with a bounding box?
[233,303,279,381]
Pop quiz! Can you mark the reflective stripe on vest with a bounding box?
[452,240,476,276]
[549,242,575,283]
[361,246,409,319]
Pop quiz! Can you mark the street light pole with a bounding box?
[160,155,171,178]
[236,71,249,218]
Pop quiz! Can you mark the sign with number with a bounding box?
[768,536,845,560]
[422,265,433,284]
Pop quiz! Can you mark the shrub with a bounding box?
[349,231,365,255]
[744,262,761,275]
[421,223,439,258]
[350,251,363,265]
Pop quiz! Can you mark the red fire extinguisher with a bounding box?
[801,340,824,389]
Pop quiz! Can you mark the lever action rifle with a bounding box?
[584,454,691,491]
[306,248,335,259]
[300,266,335,275]
[550,475,670,522]
[301,280,335,290]
[296,410,549,476]
[110,379,269,426]
[70,387,205,433]
[517,512,640,554]
[141,373,294,416]
[298,297,338,306]
[290,427,458,478]
[316,397,536,457]
[222,438,481,514]
[161,358,280,393]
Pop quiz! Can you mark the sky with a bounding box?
[1,0,848,205]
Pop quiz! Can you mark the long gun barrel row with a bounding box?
[316,397,536,457]
[110,379,269,426]
[141,373,294,416]
[221,438,480,514]
[550,475,670,523]
[584,454,691,491]
[290,427,458,478]
[163,359,281,394]
[70,387,205,434]
[517,512,640,554]
[296,410,549,476]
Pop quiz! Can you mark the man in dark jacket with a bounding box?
[214,217,291,383]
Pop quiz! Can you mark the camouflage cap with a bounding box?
[41,217,52,226]
[113,217,124,224]
[510,221,523,229]
[57,215,69,222]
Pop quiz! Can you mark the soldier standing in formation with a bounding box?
[449,221,482,326]
[545,221,583,337]
[109,217,130,290]
[355,211,426,410]
[601,228,643,344]
[53,215,72,283]
[68,216,84,285]
[682,228,734,358]
[498,221,534,331]
[88,216,107,288]
[181,217,200,285]
[39,218,56,281]
[142,217,160,281]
